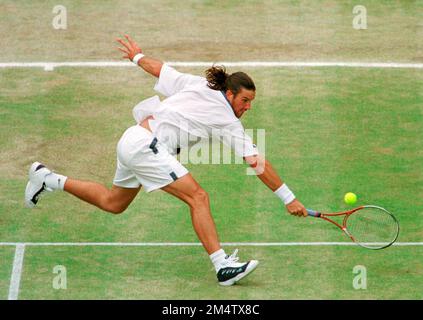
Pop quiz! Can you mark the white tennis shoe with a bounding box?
[216,249,259,286]
[24,162,53,208]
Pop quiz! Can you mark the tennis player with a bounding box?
[25,35,307,286]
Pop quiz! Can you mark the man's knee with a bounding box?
[107,204,127,214]
[100,194,128,214]
[190,187,209,207]
[100,186,140,214]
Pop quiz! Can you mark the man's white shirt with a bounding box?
[133,63,258,158]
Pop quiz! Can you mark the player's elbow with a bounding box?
[152,61,164,78]
[244,155,259,167]
[244,155,266,175]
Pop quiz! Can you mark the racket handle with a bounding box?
[306,209,321,217]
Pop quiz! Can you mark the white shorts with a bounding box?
[113,125,189,192]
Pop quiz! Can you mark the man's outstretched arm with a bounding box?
[116,35,163,78]
[244,155,308,217]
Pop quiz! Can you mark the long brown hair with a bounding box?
[205,65,255,95]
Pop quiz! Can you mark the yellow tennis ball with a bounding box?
[344,192,357,205]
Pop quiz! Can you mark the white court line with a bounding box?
[0,61,422,70]
[0,242,422,247]
[3,241,420,299]
[8,244,25,300]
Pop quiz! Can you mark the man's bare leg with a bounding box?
[61,173,221,253]
[161,173,221,255]
[161,173,259,286]
[64,179,141,214]
[25,162,258,285]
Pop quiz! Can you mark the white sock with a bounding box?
[210,249,227,272]
[45,172,68,191]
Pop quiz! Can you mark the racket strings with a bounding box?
[346,208,398,248]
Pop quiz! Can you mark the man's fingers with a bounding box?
[289,207,307,217]
[124,34,137,50]
[125,34,136,46]
[117,47,129,54]
[116,38,130,50]
[286,201,307,217]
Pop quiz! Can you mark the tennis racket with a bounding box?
[307,205,399,250]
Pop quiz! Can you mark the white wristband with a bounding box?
[132,53,145,65]
[274,184,296,205]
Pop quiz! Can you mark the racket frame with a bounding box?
[307,205,399,250]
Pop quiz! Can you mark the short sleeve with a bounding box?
[154,64,204,97]
[218,121,258,158]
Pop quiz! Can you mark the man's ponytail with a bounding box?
[205,65,229,91]
[205,65,255,95]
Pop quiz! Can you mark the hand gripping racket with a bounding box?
[307,205,399,249]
